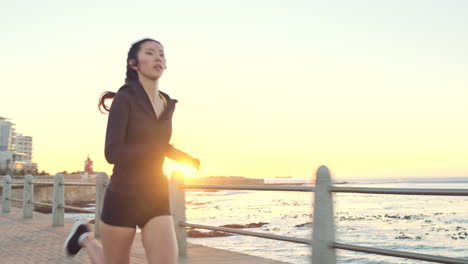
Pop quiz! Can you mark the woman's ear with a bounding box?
[128,59,138,70]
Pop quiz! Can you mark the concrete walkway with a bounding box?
[0,207,290,263]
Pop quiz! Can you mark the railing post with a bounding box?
[312,165,336,264]
[23,174,34,219]
[169,170,187,257]
[52,174,65,227]
[2,175,11,213]
[95,172,108,238]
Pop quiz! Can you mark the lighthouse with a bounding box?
[84,155,93,173]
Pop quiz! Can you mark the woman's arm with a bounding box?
[166,146,200,169]
[104,93,170,164]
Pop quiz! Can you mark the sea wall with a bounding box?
[7,184,97,205]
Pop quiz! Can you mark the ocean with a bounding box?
[66,179,468,264]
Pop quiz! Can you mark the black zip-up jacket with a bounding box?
[104,79,190,197]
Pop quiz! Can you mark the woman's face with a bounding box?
[132,41,166,81]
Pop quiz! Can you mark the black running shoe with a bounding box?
[64,219,89,256]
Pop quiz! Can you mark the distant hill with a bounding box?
[343,176,468,184]
[186,176,264,185]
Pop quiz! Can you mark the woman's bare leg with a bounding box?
[100,221,137,264]
[141,215,178,264]
[81,233,105,264]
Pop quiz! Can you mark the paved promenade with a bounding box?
[0,207,290,263]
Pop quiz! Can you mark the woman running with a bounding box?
[64,38,200,264]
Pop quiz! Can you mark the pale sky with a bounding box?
[1,0,467,179]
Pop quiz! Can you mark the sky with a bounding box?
[1,0,467,180]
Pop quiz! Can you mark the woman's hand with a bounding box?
[166,145,200,169]
[191,157,200,170]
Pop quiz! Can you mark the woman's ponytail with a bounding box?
[98,91,116,113]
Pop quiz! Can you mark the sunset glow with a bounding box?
[163,159,199,179]
[1,1,467,180]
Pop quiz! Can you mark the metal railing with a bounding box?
[1,173,108,238]
[168,166,468,264]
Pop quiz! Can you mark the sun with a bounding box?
[163,159,199,179]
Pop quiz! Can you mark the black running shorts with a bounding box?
[100,188,171,228]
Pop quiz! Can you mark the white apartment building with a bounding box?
[0,117,15,152]
[0,151,30,171]
[0,117,37,171]
[14,133,33,163]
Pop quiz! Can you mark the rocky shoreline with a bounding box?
[188,222,270,238]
